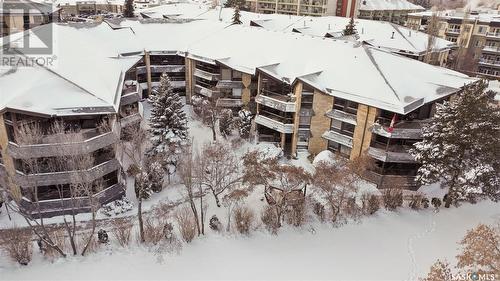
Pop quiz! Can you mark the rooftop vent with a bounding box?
[391,31,394,39]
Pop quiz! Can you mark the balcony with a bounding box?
[482,46,500,53]
[371,120,426,139]
[325,109,357,125]
[255,114,294,134]
[151,65,185,73]
[216,98,243,108]
[216,80,244,89]
[170,80,186,88]
[362,170,419,190]
[446,28,461,34]
[194,68,220,81]
[367,145,416,163]
[19,183,125,218]
[486,32,500,39]
[321,130,353,147]
[8,126,120,159]
[195,84,219,98]
[120,113,142,128]
[255,90,296,112]
[15,159,120,188]
[479,59,500,67]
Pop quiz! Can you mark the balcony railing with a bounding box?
[255,114,294,134]
[120,113,142,128]
[15,159,120,187]
[486,32,500,38]
[216,98,243,108]
[446,29,461,34]
[151,65,185,73]
[367,146,416,163]
[371,119,427,139]
[479,59,500,66]
[482,46,500,53]
[195,84,219,98]
[255,90,296,112]
[362,170,419,190]
[216,80,244,89]
[8,126,120,159]
[321,130,353,147]
[325,109,357,125]
[194,68,220,81]
[170,80,186,88]
[19,183,125,218]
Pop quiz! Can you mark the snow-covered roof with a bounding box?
[141,3,451,55]
[0,19,476,116]
[251,16,453,55]
[358,0,424,11]
[0,23,140,116]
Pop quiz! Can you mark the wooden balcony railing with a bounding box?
[255,114,294,134]
[19,183,125,218]
[15,159,120,187]
[256,89,296,112]
[8,126,120,159]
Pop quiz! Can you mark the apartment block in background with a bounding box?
[408,8,500,79]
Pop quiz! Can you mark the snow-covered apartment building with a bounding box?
[357,0,424,25]
[408,9,500,79]
[0,19,475,217]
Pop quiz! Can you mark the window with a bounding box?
[333,97,358,115]
[330,119,355,137]
[478,26,486,34]
[328,141,352,157]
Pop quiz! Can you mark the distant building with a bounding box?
[55,0,124,18]
[408,8,500,79]
[358,0,424,25]
[0,0,59,36]
[245,0,338,16]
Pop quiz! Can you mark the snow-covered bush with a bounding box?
[111,218,133,247]
[343,196,362,220]
[175,207,197,243]
[209,215,222,232]
[261,205,279,234]
[219,109,234,138]
[421,197,430,209]
[2,228,32,265]
[361,194,380,215]
[101,198,134,217]
[408,194,424,210]
[234,205,254,235]
[431,197,442,209]
[237,109,252,139]
[311,199,326,222]
[143,218,166,245]
[382,188,403,211]
[285,201,307,227]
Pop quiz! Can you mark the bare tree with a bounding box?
[313,160,357,224]
[122,124,149,243]
[177,146,202,235]
[198,142,241,207]
[456,223,500,274]
[424,11,439,64]
[222,189,248,231]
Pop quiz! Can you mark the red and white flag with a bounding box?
[387,114,397,133]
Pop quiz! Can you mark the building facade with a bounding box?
[408,9,500,79]
[0,21,475,218]
[57,0,124,18]
[0,0,59,36]
[245,0,337,16]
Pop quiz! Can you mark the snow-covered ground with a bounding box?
[1,102,498,280]
[1,200,498,280]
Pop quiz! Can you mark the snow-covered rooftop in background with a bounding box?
[358,0,424,11]
[142,3,453,55]
[0,18,476,116]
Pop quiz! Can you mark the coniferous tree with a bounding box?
[232,6,242,25]
[411,80,500,203]
[343,16,357,36]
[123,0,134,18]
[148,73,188,175]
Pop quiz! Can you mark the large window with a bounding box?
[328,141,352,157]
[331,119,355,137]
[333,97,358,115]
